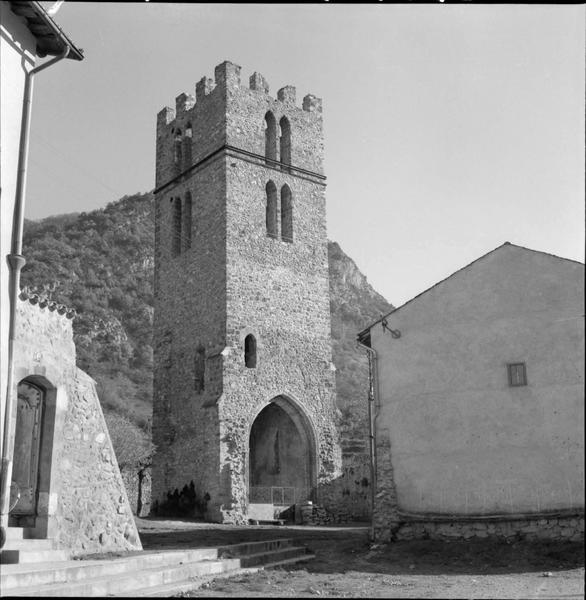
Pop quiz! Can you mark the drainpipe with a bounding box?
[0,45,70,539]
[357,339,379,542]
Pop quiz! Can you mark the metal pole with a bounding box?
[357,340,378,542]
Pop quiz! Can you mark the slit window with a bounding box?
[507,363,527,387]
[171,197,182,257]
[182,192,192,251]
[244,334,257,368]
[194,346,205,392]
[280,185,293,242]
[173,129,183,170]
[264,112,277,165]
[266,181,278,238]
[183,123,193,169]
[279,116,291,172]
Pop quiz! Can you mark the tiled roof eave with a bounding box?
[9,0,84,61]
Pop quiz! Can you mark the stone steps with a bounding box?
[1,538,53,551]
[1,527,69,564]
[1,547,70,564]
[1,538,314,597]
[121,553,315,597]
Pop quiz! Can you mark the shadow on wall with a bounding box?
[151,481,210,519]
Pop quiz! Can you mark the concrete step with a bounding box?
[13,557,243,597]
[1,538,54,551]
[1,538,313,597]
[3,527,41,541]
[0,548,70,564]
[0,549,219,590]
[238,545,312,568]
[119,565,268,597]
[127,548,316,597]
[4,527,25,541]
[217,537,293,557]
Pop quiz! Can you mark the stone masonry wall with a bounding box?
[375,513,585,543]
[152,153,226,510]
[320,452,372,521]
[13,297,141,555]
[152,61,341,523]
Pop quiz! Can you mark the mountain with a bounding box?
[21,193,393,466]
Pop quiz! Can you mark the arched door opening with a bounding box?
[11,380,45,519]
[10,376,58,532]
[248,397,315,513]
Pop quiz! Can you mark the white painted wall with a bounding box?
[371,244,584,515]
[0,1,36,454]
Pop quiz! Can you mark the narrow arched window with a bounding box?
[194,345,205,392]
[171,197,182,257]
[173,129,183,171]
[266,181,278,238]
[279,116,291,172]
[183,123,193,170]
[244,334,257,368]
[280,185,293,243]
[264,112,277,165]
[182,192,192,251]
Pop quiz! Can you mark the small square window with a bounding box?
[507,363,527,387]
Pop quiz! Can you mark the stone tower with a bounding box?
[152,60,341,523]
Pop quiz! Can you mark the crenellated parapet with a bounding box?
[155,60,324,189]
[157,60,322,128]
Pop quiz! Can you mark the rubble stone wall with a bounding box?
[375,512,585,543]
[12,297,141,555]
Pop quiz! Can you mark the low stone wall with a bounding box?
[375,511,585,543]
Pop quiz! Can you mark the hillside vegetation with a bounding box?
[22,193,392,466]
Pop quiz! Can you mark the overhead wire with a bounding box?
[29,133,288,251]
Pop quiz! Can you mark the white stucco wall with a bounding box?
[372,244,585,515]
[0,1,37,454]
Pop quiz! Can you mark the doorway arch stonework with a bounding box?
[248,395,317,508]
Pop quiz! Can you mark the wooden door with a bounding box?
[11,381,43,516]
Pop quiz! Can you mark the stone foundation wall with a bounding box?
[320,451,372,520]
[375,512,585,543]
[13,297,141,555]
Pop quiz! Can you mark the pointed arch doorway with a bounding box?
[248,396,316,514]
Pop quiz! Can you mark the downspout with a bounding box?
[0,45,70,535]
[357,338,379,542]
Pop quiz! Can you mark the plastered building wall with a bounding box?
[0,2,37,456]
[152,61,341,523]
[11,297,141,555]
[369,244,584,538]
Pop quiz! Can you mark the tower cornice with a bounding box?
[154,143,326,196]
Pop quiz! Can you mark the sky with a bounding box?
[25,2,585,307]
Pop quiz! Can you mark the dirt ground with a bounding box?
[135,517,584,599]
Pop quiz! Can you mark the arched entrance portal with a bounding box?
[249,396,316,510]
